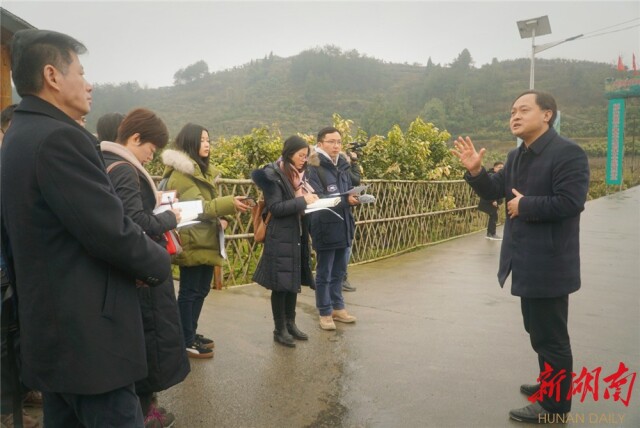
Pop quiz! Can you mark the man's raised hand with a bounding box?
[451,136,485,176]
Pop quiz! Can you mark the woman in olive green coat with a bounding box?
[161,123,250,358]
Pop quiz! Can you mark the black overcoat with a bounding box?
[102,146,190,393]
[251,163,314,292]
[1,96,171,394]
[466,128,590,298]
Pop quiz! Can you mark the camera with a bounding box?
[346,141,367,155]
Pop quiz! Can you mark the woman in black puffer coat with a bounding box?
[101,108,190,424]
[251,136,318,347]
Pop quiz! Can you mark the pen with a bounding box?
[169,197,174,209]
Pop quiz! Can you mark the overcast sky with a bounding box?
[4,1,639,88]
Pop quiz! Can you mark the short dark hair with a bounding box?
[317,126,341,143]
[1,104,17,131]
[174,123,209,174]
[11,29,87,97]
[281,135,310,185]
[96,112,125,142]
[513,90,558,128]
[493,161,504,167]
[116,109,168,149]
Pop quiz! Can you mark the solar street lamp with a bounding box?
[517,15,552,89]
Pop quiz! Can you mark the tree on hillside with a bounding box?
[174,60,210,85]
[451,48,473,70]
[420,98,446,129]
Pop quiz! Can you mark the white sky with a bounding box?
[3,0,639,88]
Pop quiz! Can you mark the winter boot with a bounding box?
[273,319,296,347]
[286,318,308,340]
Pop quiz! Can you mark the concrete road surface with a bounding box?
[152,186,639,427]
[23,187,640,427]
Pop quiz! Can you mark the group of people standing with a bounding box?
[251,128,361,346]
[1,26,591,427]
[1,28,362,427]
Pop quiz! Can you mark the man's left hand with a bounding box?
[347,194,360,206]
[507,188,523,219]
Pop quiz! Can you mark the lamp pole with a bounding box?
[517,16,552,89]
[529,25,537,89]
[517,16,584,89]
[531,35,585,88]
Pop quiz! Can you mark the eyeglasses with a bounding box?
[322,139,342,146]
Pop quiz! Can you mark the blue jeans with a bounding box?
[42,383,143,428]
[314,248,348,316]
[343,246,352,280]
[178,265,214,347]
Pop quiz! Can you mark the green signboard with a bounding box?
[605,77,640,99]
[606,98,625,185]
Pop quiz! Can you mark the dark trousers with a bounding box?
[486,208,498,235]
[270,291,298,328]
[343,246,352,281]
[478,202,498,235]
[42,383,143,428]
[521,296,572,413]
[314,248,348,316]
[138,392,154,418]
[1,268,25,419]
[178,265,214,347]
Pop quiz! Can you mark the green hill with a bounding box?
[86,46,628,141]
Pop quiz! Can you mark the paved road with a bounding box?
[25,187,640,427]
[155,186,639,427]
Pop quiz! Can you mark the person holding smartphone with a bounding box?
[251,136,318,347]
[161,123,250,359]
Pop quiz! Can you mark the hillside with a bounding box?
[86,47,629,141]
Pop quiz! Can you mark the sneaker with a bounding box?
[145,404,176,428]
[144,418,163,428]
[319,315,336,330]
[22,390,43,407]
[332,309,357,323]
[1,411,40,428]
[195,333,215,349]
[342,279,357,292]
[486,233,503,241]
[159,412,175,428]
[186,343,213,359]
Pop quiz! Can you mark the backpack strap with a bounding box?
[106,160,140,186]
[157,176,169,191]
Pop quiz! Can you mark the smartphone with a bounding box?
[241,196,256,207]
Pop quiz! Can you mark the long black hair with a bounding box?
[174,123,209,174]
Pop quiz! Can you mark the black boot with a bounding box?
[272,291,295,347]
[284,292,307,340]
[274,319,296,347]
[286,319,309,340]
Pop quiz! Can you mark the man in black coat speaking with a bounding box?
[1,30,171,426]
[452,90,590,423]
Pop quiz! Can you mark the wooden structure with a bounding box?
[1,8,35,110]
[208,177,492,288]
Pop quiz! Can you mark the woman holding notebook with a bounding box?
[251,136,318,347]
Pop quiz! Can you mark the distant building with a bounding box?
[1,7,36,110]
